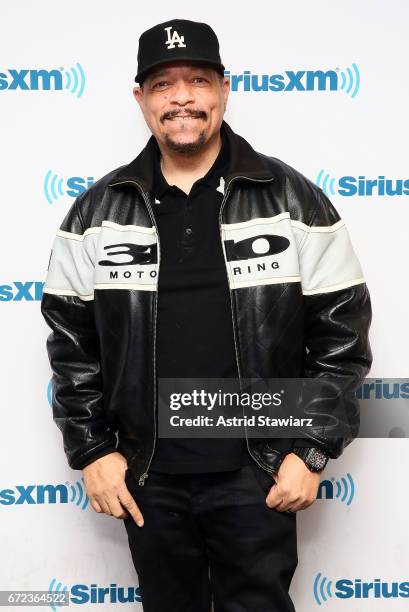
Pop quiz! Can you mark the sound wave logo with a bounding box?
[318,473,355,505]
[338,63,360,98]
[44,170,95,203]
[313,572,333,605]
[47,379,53,407]
[69,477,90,511]
[62,62,85,98]
[48,577,69,611]
[44,170,65,204]
[316,169,337,195]
[332,473,354,505]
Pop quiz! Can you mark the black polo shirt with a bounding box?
[148,126,249,474]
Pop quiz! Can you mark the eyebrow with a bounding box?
[149,67,210,80]
[150,71,169,79]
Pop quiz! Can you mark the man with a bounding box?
[41,18,372,612]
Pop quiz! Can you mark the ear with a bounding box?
[133,85,144,110]
[222,77,230,110]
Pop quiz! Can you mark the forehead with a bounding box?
[147,61,217,80]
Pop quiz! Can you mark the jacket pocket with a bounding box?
[248,462,276,494]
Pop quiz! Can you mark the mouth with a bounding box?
[167,115,203,121]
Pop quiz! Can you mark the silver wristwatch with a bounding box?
[292,447,329,472]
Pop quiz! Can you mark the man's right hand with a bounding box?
[82,452,144,527]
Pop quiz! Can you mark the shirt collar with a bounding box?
[152,124,230,200]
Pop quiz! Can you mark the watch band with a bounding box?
[292,446,329,472]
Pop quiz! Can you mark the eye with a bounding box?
[152,80,169,89]
[192,77,207,84]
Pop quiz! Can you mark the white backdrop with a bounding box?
[1,0,408,609]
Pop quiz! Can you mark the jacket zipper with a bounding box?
[218,174,276,475]
[108,179,160,486]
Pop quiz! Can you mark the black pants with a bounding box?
[123,461,298,612]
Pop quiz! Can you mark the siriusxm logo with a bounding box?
[0,281,44,301]
[44,171,94,204]
[48,578,142,610]
[225,63,359,97]
[317,473,354,506]
[356,379,409,400]
[316,170,409,197]
[313,573,409,604]
[0,63,85,97]
[0,479,89,510]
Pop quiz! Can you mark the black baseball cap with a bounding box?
[135,18,225,85]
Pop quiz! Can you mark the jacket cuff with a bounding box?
[291,438,330,452]
[291,438,316,448]
[73,446,118,470]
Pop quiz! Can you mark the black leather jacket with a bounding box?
[41,120,372,485]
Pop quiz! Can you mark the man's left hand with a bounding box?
[266,452,322,513]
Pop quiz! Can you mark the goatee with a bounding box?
[164,130,206,154]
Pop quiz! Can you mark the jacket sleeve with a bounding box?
[41,198,118,470]
[293,187,373,458]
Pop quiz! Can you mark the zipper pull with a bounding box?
[217,176,225,194]
[138,473,149,486]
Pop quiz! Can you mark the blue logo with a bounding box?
[225,63,360,97]
[316,170,409,197]
[44,171,94,204]
[48,578,142,608]
[356,379,409,399]
[48,578,69,612]
[313,573,409,604]
[317,473,355,505]
[47,379,53,407]
[0,479,89,510]
[314,572,333,605]
[0,282,44,301]
[0,63,86,97]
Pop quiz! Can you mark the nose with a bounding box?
[168,80,195,106]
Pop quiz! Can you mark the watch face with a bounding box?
[307,448,328,470]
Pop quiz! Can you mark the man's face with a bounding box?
[133,61,230,154]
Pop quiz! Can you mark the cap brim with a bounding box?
[135,57,225,84]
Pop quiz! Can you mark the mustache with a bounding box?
[160,109,207,123]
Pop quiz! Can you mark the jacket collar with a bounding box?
[153,119,230,199]
[108,120,276,193]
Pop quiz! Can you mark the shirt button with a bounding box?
[185,227,193,235]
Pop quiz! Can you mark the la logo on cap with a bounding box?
[164,26,187,49]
